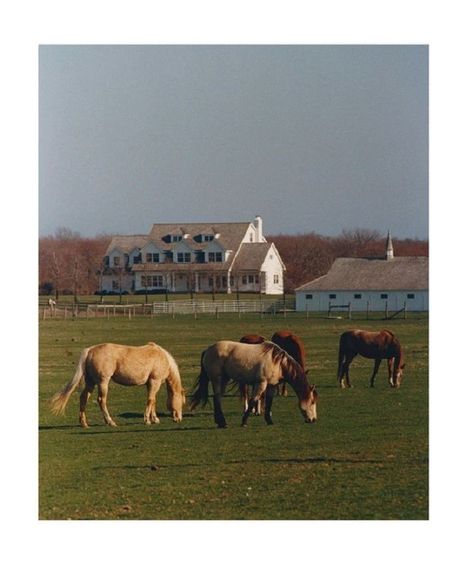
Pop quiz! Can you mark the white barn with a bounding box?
[100,216,286,295]
[295,234,428,313]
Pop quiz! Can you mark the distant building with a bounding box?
[295,232,428,312]
[100,216,285,295]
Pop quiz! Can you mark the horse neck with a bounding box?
[163,352,182,393]
[281,358,310,399]
[390,341,403,368]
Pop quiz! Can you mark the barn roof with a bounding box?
[295,256,429,292]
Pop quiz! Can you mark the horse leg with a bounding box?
[281,382,288,397]
[242,382,267,427]
[264,385,277,425]
[369,358,382,387]
[387,357,395,387]
[97,380,117,427]
[145,379,162,425]
[342,354,356,388]
[211,378,227,429]
[79,382,94,428]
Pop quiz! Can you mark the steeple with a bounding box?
[385,231,394,260]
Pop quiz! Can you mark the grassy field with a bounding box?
[39,312,428,520]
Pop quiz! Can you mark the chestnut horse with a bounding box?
[337,329,405,388]
[189,340,318,428]
[50,342,186,427]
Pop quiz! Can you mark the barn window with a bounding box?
[381,293,388,299]
[329,293,337,299]
[407,293,415,299]
[354,294,362,299]
[305,294,313,300]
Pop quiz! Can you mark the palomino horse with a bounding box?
[239,331,307,411]
[337,329,405,388]
[190,340,318,428]
[50,342,186,427]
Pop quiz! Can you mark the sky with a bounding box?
[39,45,428,240]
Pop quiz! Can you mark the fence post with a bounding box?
[404,301,407,319]
[306,304,309,319]
[215,306,219,319]
[366,301,370,320]
[348,302,352,320]
[385,301,388,319]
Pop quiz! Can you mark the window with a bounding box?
[146,253,160,263]
[407,293,415,299]
[274,274,279,284]
[104,256,110,267]
[329,293,337,299]
[113,256,120,266]
[133,253,142,264]
[248,275,254,284]
[255,275,259,285]
[242,275,247,285]
[305,294,313,300]
[112,280,119,290]
[177,252,191,263]
[354,294,362,299]
[203,235,213,242]
[208,252,223,263]
[141,275,163,287]
[171,235,182,242]
[380,293,388,299]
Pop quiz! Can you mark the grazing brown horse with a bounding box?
[337,329,405,388]
[271,330,308,397]
[190,341,318,428]
[50,342,186,427]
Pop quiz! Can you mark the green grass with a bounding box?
[39,313,428,519]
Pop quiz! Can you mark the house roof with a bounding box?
[149,222,251,252]
[105,235,149,255]
[295,256,429,292]
[231,243,273,271]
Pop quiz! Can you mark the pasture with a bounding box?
[39,312,428,519]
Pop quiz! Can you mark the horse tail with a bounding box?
[189,350,210,410]
[50,347,90,415]
[337,333,346,381]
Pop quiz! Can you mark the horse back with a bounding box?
[86,342,169,384]
[271,330,306,369]
[340,330,400,359]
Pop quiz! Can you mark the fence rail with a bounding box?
[39,297,296,319]
[152,298,294,315]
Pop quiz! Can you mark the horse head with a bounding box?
[390,362,405,388]
[299,384,318,423]
[167,386,185,422]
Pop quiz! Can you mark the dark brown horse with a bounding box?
[337,329,405,388]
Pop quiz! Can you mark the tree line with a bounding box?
[39,227,428,297]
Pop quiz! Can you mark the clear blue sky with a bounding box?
[39,45,428,239]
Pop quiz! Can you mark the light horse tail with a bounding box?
[189,350,210,410]
[50,347,91,415]
[162,347,186,408]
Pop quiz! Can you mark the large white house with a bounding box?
[100,216,285,295]
[295,233,428,312]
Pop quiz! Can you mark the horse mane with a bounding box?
[261,341,302,382]
[271,330,306,369]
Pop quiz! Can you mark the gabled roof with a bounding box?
[149,222,250,252]
[231,243,273,271]
[105,235,149,255]
[296,256,428,292]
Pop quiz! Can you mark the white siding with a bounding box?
[296,290,428,312]
[260,244,284,294]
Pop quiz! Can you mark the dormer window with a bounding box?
[171,235,182,243]
[146,253,160,263]
[177,252,191,263]
[203,235,214,242]
[208,252,223,263]
[133,253,142,264]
